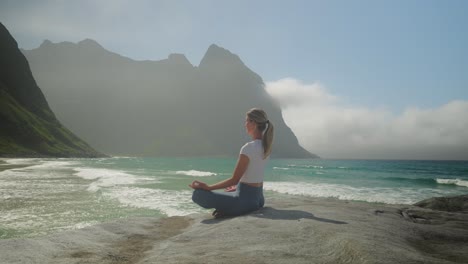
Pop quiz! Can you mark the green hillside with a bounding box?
[0,23,103,157]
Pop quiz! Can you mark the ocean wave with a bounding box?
[383,177,437,186]
[73,167,147,192]
[0,160,83,200]
[0,160,77,178]
[2,159,78,172]
[105,187,202,216]
[263,181,450,205]
[436,178,468,188]
[25,160,78,170]
[2,158,40,165]
[175,170,217,177]
[288,164,324,169]
[273,167,290,170]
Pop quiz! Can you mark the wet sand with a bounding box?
[1,194,467,264]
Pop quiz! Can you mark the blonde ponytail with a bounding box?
[262,120,274,158]
[247,108,274,159]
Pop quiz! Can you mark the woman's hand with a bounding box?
[189,180,210,190]
[224,185,237,192]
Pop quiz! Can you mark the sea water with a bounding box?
[1,157,467,239]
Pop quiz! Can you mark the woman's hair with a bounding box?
[247,108,274,159]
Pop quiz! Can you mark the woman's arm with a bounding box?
[189,154,249,191]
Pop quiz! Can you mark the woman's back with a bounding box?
[240,139,268,184]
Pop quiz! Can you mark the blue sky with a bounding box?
[1,0,467,159]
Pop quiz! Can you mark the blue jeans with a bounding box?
[192,182,265,216]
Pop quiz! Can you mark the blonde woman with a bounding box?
[190,108,274,218]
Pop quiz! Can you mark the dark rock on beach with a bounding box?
[414,194,468,212]
[396,195,468,263]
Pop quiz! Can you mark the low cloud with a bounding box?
[265,78,468,160]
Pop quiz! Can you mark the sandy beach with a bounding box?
[1,193,467,264]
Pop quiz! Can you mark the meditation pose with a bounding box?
[190,108,274,218]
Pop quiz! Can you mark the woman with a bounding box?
[189,108,274,218]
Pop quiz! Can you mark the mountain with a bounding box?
[0,23,103,158]
[22,39,318,158]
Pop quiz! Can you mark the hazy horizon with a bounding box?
[2,0,467,160]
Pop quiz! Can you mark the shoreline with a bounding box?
[0,159,32,172]
[1,194,467,264]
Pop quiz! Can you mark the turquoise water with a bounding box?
[1,157,467,239]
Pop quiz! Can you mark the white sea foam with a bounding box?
[105,187,202,216]
[287,164,324,169]
[24,160,78,170]
[264,181,449,205]
[73,168,141,192]
[436,178,468,188]
[175,170,217,177]
[2,158,40,165]
[273,167,290,170]
[1,159,77,174]
[0,160,79,197]
[75,167,202,216]
[71,221,99,230]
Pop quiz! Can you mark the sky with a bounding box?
[1,0,467,159]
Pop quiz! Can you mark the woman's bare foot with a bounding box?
[212,209,227,218]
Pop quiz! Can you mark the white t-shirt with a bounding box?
[239,139,268,183]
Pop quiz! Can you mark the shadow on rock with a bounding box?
[251,207,347,224]
[201,207,347,225]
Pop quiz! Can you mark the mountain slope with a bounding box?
[0,23,102,157]
[23,40,317,158]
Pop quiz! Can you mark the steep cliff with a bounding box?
[23,39,317,158]
[0,23,102,157]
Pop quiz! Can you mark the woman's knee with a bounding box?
[192,189,204,203]
[192,189,211,208]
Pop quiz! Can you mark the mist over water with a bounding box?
[1,157,467,239]
[265,79,468,160]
